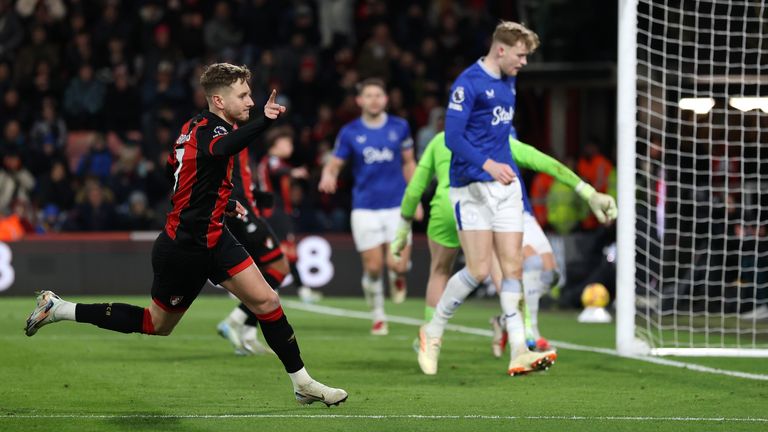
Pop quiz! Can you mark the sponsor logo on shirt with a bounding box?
[362,146,394,164]
[176,133,191,144]
[491,106,514,126]
[356,135,367,144]
[485,89,495,99]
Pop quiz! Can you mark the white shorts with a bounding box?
[449,181,524,232]
[522,211,553,254]
[350,207,407,252]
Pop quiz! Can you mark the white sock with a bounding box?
[523,270,544,340]
[226,307,248,326]
[425,268,477,339]
[55,300,77,321]
[288,367,313,389]
[500,279,526,357]
[363,273,386,322]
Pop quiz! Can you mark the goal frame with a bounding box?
[614,0,768,357]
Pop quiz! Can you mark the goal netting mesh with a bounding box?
[629,0,768,356]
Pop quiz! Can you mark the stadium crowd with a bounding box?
[0,0,608,238]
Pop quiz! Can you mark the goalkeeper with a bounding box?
[391,132,616,357]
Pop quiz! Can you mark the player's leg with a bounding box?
[490,182,556,375]
[383,208,410,304]
[25,231,203,337]
[220,215,286,355]
[521,212,559,351]
[351,209,388,334]
[214,230,347,406]
[422,194,463,321]
[425,239,460,318]
[417,184,494,375]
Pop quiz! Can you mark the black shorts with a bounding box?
[226,214,284,266]
[151,228,253,312]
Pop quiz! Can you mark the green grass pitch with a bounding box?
[1,295,766,432]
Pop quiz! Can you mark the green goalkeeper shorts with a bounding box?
[427,193,460,249]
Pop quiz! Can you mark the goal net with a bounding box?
[617,0,768,356]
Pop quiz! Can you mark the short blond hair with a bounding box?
[492,21,540,52]
[199,63,251,96]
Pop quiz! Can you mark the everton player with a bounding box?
[319,78,417,336]
[415,22,557,376]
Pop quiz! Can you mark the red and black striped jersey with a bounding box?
[231,147,260,217]
[256,154,293,217]
[165,110,273,249]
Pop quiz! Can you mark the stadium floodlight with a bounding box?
[678,98,715,114]
[729,97,768,113]
[617,0,768,358]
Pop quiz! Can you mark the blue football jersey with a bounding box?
[333,114,413,210]
[445,60,521,187]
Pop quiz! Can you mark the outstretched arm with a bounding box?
[208,90,286,156]
[510,138,617,223]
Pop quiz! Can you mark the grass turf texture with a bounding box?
[1,295,766,432]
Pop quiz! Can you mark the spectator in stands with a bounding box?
[34,159,74,212]
[63,63,106,129]
[76,134,112,183]
[0,0,23,61]
[0,119,25,155]
[103,65,141,133]
[65,179,117,231]
[14,26,60,82]
[27,97,67,175]
[118,190,157,231]
[204,1,243,57]
[0,151,35,213]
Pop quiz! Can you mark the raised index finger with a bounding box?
[267,89,277,104]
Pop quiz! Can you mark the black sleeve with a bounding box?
[202,115,274,157]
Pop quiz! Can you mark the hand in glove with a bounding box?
[390,217,412,260]
[576,182,618,224]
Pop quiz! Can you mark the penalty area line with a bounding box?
[1,414,767,422]
[282,301,768,382]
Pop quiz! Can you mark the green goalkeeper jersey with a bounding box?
[400,132,583,220]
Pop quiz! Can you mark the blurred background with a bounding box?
[0,0,620,305]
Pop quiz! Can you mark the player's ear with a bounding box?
[211,94,225,110]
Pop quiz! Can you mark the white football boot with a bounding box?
[25,290,65,336]
[294,380,348,407]
[417,325,442,375]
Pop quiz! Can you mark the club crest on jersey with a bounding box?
[388,130,399,142]
[485,89,495,99]
[355,135,367,144]
[170,296,184,306]
[212,126,228,138]
[362,146,394,164]
[491,106,514,126]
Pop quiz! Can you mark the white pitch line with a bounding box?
[1,414,767,422]
[282,301,768,382]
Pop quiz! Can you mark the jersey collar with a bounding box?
[477,58,501,80]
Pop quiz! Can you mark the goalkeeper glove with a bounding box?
[575,181,618,224]
[390,217,412,260]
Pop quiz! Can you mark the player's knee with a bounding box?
[464,266,490,285]
[523,255,543,272]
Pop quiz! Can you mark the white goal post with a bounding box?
[616,0,768,357]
